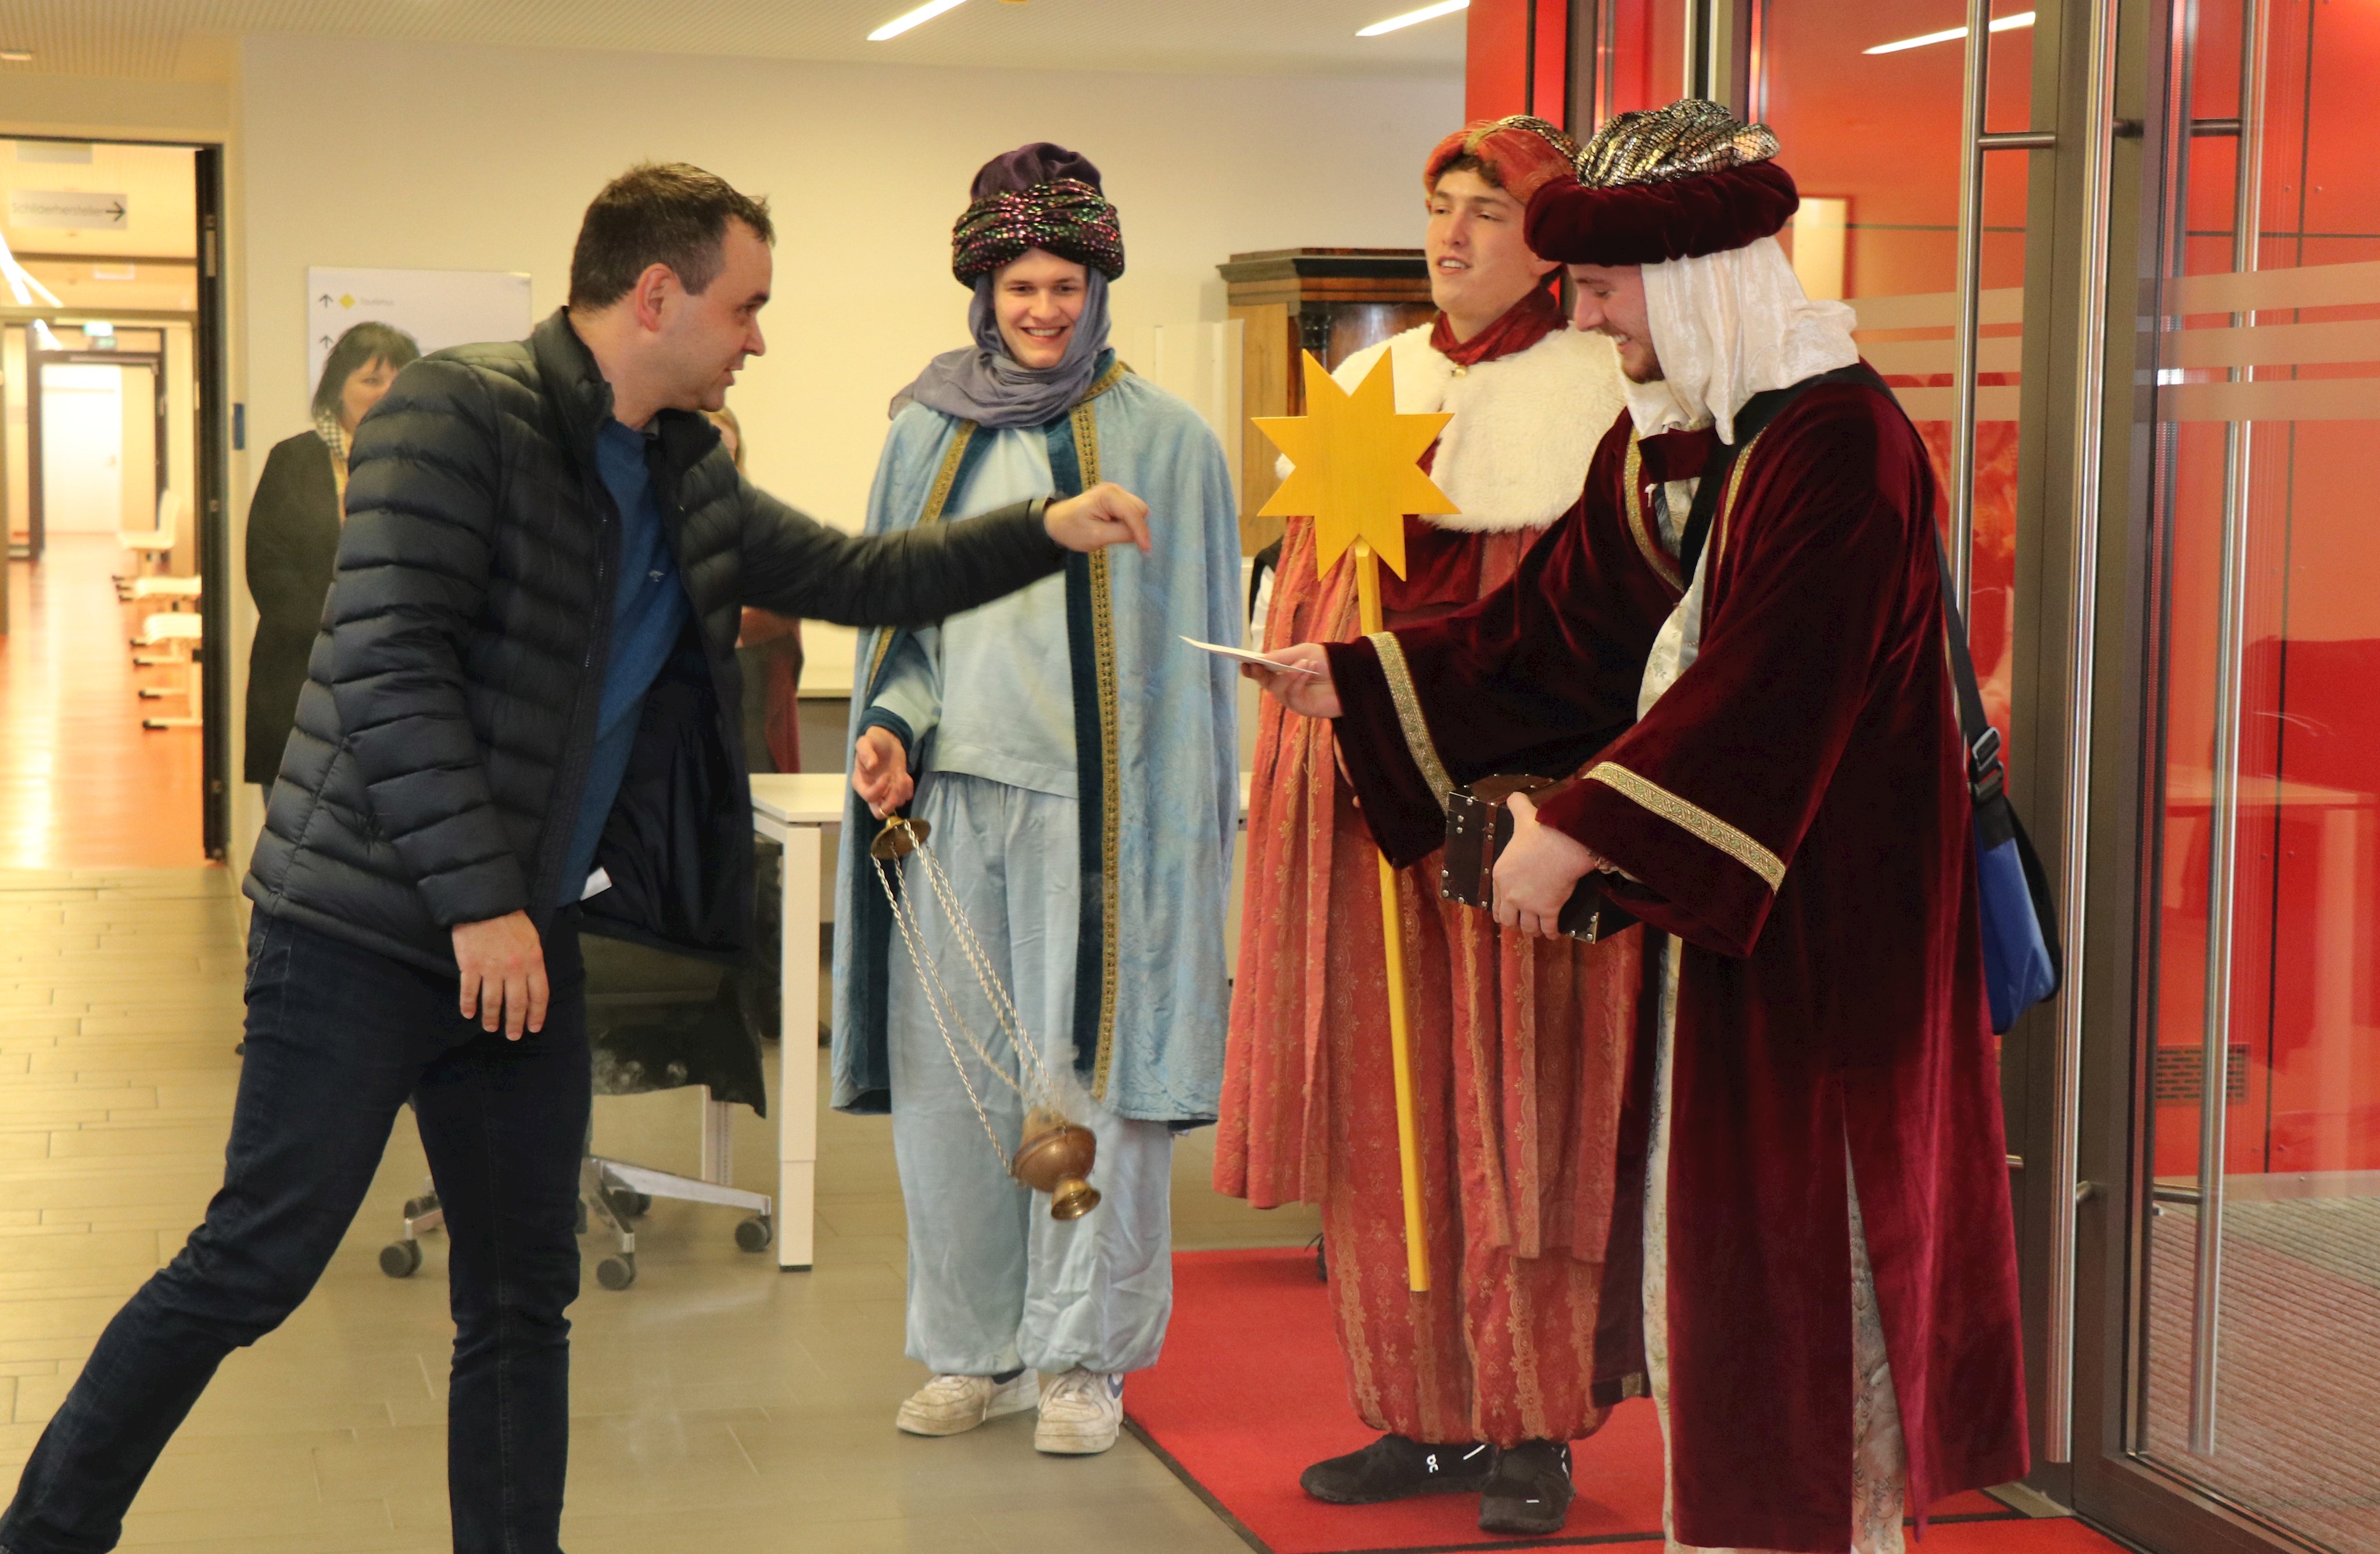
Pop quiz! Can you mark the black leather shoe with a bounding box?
[1300,1434,1497,1504]
[1478,1440,1574,1535]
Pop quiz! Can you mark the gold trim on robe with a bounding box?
[1622,435,1685,593]
[1368,629,1456,814]
[863,421,977,691]
[1069,395,1126,1103]
[1709,429,1766,575]
[1583,762,1786,892]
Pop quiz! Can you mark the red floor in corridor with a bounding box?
[0,536,209,869]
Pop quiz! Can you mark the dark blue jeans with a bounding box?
[0,910,590,1554]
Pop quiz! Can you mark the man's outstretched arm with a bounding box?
[737,480,1148,629]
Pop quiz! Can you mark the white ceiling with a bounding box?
[0,0,1468,81]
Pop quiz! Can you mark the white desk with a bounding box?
[749,772,846,1270]
[752,769,1255,1271]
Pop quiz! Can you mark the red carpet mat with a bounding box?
[1130,1249,2085,1554]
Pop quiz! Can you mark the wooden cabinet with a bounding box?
[1219,248,1434,554]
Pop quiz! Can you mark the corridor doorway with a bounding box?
[0,136,228,867]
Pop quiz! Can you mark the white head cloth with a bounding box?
[1621,235,1859,444]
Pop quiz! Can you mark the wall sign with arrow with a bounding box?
[8,189,130,231]
[303,265,533,403]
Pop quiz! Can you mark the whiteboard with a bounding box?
[305,266,535,397]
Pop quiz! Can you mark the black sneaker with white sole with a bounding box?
[1477,1439,1574,1535]
[1300,1434,1496,1504]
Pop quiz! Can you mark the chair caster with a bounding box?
[735,1215,773,1253]
[403,1194,441,1219]
[380,1240,424,1278]
[607,1189,651,1221]
[597,1254,637,1291]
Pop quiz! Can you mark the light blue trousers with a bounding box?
[887,772,1176,1377]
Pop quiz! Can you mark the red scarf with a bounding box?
[1428,281,1565,368]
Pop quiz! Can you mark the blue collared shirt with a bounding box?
[557,418,692,905]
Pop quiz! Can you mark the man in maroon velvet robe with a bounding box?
[1250,101,2028,1554]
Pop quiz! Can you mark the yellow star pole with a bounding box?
[1252,351,1456,1294]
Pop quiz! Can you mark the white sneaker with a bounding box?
[895,1371,1038,1437]
[1034,1367,1125,1455]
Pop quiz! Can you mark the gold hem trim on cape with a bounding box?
[1368,630,1455,814]
[862,421,977,692]
[1583,761,1784,892]
[1070,395,1124,1103]
[1709,429,1765,576]
[1622,436,1684,593]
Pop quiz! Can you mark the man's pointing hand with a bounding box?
[1045,482,1152,554]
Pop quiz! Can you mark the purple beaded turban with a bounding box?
[951,142,1125,285]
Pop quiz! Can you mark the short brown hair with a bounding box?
[1431,153,1504,192]
[569,163,775,309]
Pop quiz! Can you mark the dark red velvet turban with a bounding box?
[952,141,1125,285]
[1523,158,1800,265]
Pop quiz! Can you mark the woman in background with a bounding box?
[243,321,420,792]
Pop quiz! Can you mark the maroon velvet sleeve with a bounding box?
[1524,160,1801,267]
[1374,423,1674,765]
[1321,637,1447,868]
[1532,385,1936,957]
[1320,419,1673,867]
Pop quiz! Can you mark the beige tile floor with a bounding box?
[0,867,1319,1553]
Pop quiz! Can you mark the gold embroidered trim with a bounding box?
[1584,761,1785,892]
[1708,429,1765,577]
[1368,630,1455,815]
[1073,398,1125,1102]
[1622,436,1684,592]
[863,421,977,692]
[1081,357,1131,404]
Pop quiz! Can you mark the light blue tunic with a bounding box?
[863,429,1078,798]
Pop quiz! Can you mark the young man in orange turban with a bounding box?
[1215,118,1635,1537]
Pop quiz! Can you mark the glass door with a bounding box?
[2074,0,2380,1547]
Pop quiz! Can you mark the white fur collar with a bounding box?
[1326,321,1628,533]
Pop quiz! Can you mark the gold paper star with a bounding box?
[1252,350,1456,580]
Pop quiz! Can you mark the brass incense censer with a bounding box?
[869,816,1099,1223]
[1011,1111,1101,1221]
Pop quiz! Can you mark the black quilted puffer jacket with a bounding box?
[246,309,1065,974]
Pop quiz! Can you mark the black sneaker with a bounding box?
[1478,1440,1574,1535]
[1300,1434,1496,1504]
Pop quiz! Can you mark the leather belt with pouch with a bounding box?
[1439,775,1639,943]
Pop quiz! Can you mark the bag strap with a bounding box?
[1676,362,1880,583]
[1933,526,2008,810]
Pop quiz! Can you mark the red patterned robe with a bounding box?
[1324,372,2028,1548]
[1215,292,1639,1448]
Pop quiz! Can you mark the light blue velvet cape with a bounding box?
[830,360,1242,1125]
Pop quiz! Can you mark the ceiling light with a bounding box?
[1865,11,2033,55]
[1359,0,1469,38]
[0,49,34,62]
[869,0,969,40]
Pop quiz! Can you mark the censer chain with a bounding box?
[873,855,1014,1166]
[899,826,1062,1100]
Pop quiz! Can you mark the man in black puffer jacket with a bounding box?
[0,164,1153,1554]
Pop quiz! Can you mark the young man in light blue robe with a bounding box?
[829,143,1241,1456]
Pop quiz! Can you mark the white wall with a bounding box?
[231,31,1458,864]
[237,35,1454,522]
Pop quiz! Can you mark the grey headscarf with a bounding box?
[891,268,1112,430]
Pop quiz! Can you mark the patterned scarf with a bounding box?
[313,407,350,507]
